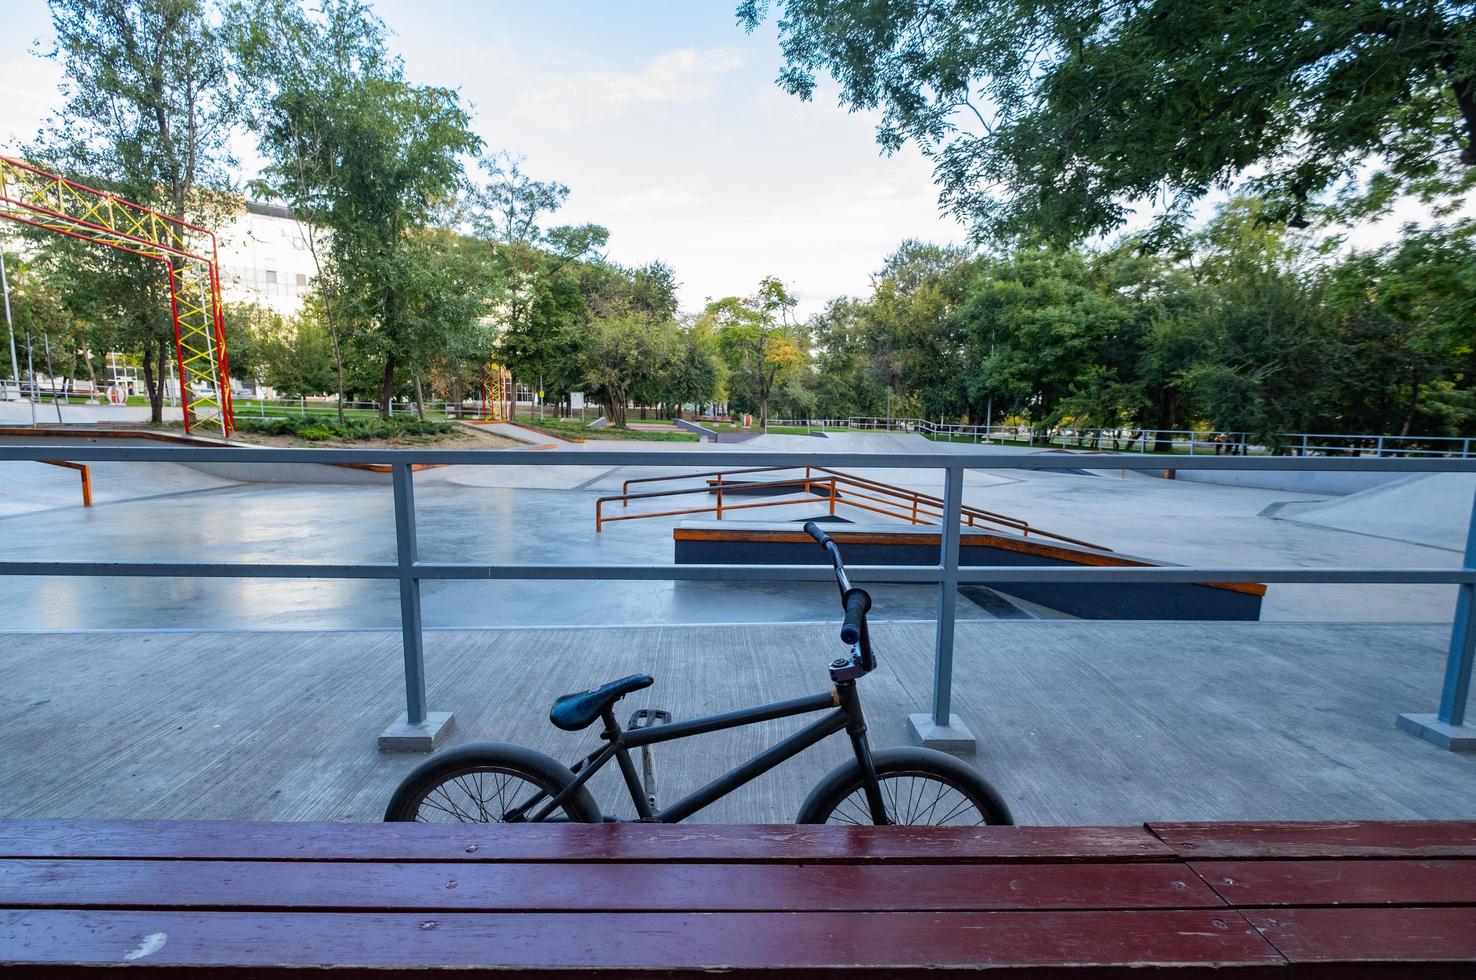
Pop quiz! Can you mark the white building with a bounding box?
[215,200,321,317]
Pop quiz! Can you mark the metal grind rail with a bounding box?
[0,444,1473,753]
[600,464,1104,549]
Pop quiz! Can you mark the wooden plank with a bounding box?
[1245,907,1476,979]
[0,820,1175,864]
[0,908,1288,977]
[1148,821,1476,859]
[0,858,1224,913]
[1195,859,1476,908]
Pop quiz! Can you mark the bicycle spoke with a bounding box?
[824,772,988,827]
[414,767,559,823]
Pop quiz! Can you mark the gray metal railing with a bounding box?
[0,444,1472,752]
[768,417,1476,458]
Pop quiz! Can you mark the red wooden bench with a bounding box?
[0,819,1472,977]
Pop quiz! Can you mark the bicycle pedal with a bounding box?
[627,708,672,730]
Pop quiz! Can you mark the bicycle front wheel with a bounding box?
[797,747,1013,826]
[384,742,602,823]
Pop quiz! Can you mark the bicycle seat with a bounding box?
[549,674,654,731]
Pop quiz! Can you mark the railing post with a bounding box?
[378,463,454,752]
[1397,483,1476,750]
[908,463,976,753]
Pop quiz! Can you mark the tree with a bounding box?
[661,327,722,418]
[468,153,609,409]
[741,0,1476,244]
[314,81,480,417]
[31,0,239,421]
[867,241,975,420]
[1175,202,1336,447]
[708,277,805,425]
[578,313,678,427]
[958,249,1136,440]
[1320,221,1476,438]
[231,0,396,421]
[809,297,887,419]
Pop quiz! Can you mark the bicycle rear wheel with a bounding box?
[384,742,602,823]
[797,747,1013,826]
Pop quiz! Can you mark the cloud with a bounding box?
[606,186,701,214]
[513,48,744,125]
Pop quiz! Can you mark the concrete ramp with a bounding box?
[675,522,1265,621]
[1273,472,1476,551]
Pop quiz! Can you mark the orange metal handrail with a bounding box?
[596,468,1105,550]
[618,463,1081,542]
[41,460,92,507]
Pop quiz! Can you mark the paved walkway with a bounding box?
[1,622,1470,825]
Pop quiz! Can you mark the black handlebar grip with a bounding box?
[803,521,831,547]
[840,588,871,645]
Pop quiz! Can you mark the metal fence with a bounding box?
[767,417,1476,458]
[0,444,1472,752]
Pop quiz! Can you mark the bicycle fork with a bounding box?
[835,680,890,824]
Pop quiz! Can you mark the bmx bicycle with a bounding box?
[384,522,1012,825]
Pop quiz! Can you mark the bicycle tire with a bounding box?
[796,746,1013,825]
[383,741,602,823]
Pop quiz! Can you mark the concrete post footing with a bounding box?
[1396,713,1476,751]
[907,712,977,754]
[379,711,455,752]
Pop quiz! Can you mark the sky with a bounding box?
[0,0,965,318]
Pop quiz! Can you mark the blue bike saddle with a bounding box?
[549,674,654,731]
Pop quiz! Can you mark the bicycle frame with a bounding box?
[521,678,888,823]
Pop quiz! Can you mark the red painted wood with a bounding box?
[0,858,1224,913]
[0,820,1173,864]
[1244,907,1476,979]
[1147,821,1476,859]
[0,908,1287,977]
[1195,859,1476,908]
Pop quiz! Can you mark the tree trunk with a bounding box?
[329,325,346,424]
[1153,389,1178,453]
[449,376,464,418]
[413,374,426,421]
[378,355,396,420]
[80,339,98,401]
[141,344,162,425]
[154,335,170,424]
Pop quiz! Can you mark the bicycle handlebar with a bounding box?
[803,521,873,666]
[841,589,870,645]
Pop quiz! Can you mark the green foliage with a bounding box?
[801,203,1476,445]
[232,413,452,441]
[742,0,1476,244]
[707,277,805,425]
[232,0,480,418]
[30,0,241,420]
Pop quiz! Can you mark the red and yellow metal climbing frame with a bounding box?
[0,155,233,436]
[481,363,512,422]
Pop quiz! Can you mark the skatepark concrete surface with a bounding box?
[0,429,1468,627]
[0,459,240,518]
[1,621,1471,825]
[1268,472,1475,552]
